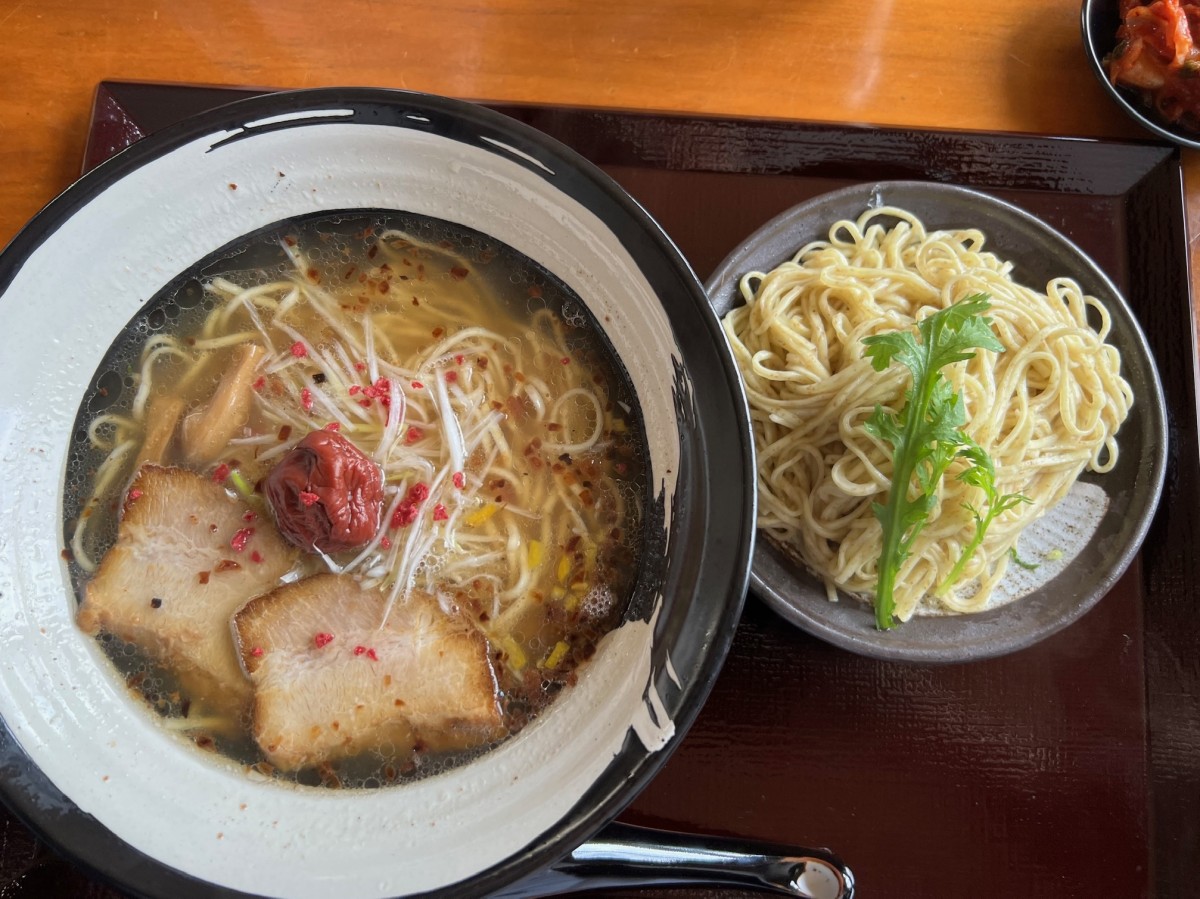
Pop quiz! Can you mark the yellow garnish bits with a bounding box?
[464,503,498,527]
[527,540,544,569]
[500,635,527,671]
[540,641,569,669]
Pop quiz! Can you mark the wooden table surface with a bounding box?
[2,2,1199,898]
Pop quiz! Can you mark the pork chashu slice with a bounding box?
[233,573,505,772]
[77,464,298,711]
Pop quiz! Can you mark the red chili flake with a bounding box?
[432,503,448,521]
[215,559,241,573]
[299,491,320,507]
[410,380,424,390]
[354,362,367,372]
[358,398,373,408]
[391,503,418,528]
[290,341,308,358]
[277,424,292,441]
[348,384,362,395]
[353,645,367,656]
[454,354,464,365]
[452,471,465,489]
[250,550,264,564]
[449,266,469,281]
[374,377,391,392]
[242,510,257,522]
[324,421,340,431]
[445,370,458,383]
[404,426,423,445]
[366,648,379,661]
[407,483,430,503]
[314,632,334,649]
[252,375,266,391]
[380,536,392,550]
[198,571,211,585]
[230,528,255,552]
[528,284,542,299]
[301,388,314,412]
[251,646,264,658]
[229,183,238,191]
[560,357,571,365]
[128,488,143,502]
[478,357,488,369]
[212,463,231,483]
[432,327,444,339]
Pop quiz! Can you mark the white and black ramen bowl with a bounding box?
[706,180,1167,664]
[0,88,788,898]
[1081,0,1200,150]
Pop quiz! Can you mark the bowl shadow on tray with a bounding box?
[1080,0,1200,150]
[705,179,1167,665]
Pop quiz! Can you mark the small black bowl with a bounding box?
[1081,0,1200,149]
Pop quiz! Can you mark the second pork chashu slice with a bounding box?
[77,464,298,712]
[233,573,505,771]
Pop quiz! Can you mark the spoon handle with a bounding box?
[543,822,855,898]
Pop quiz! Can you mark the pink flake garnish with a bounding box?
[432,503,448,521]
[314,633,334,649]
[290,341,308,358]
[407,483,429,503]
[299,491,320,506]
[301,388,314,412]
[230,527,254,552]
[404,426,423,445]
[452,471,465,489]
[391,503,418,528]
[127,488,143,502]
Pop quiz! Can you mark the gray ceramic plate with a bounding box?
[705,181,1168,663]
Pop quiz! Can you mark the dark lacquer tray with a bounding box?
[3,81,1199,899]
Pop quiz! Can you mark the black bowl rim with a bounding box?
[0,86,755,898]
[705,178,1167,663]
[1080,0,1200,150]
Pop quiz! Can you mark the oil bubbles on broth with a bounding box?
[63,210,650,790]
